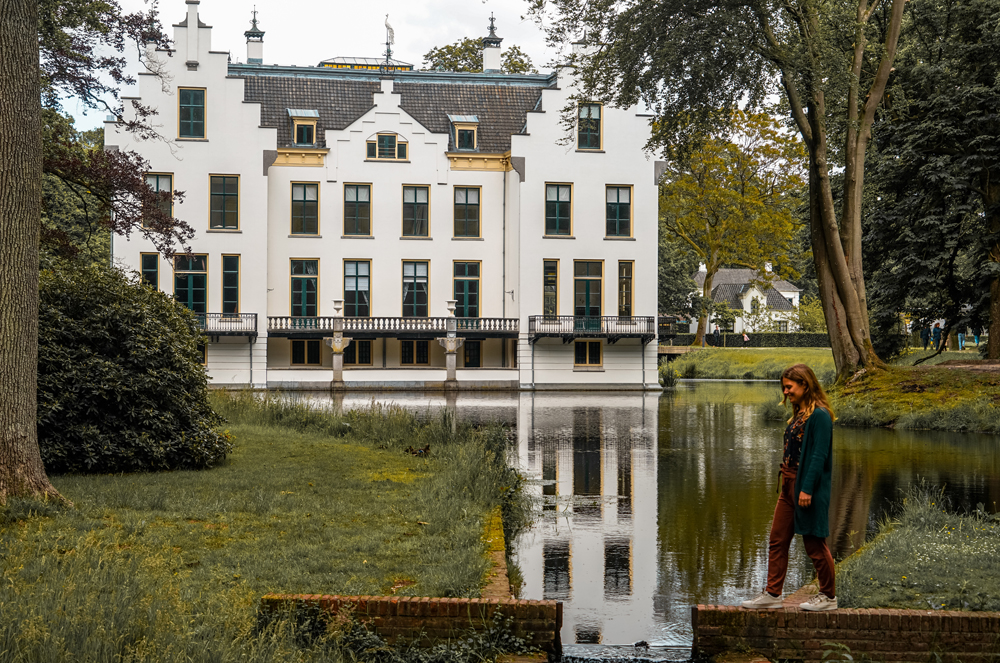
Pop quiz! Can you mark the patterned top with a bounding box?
[783,411,807,470]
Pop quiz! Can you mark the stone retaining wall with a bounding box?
[693,588,1000,662]
[260,594,562,656]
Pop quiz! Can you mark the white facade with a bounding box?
[688,268,802,335]
[108,0,661,390]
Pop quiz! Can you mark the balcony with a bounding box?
[267,316,519,339]
[527,315,656,345]
[196,313,258,339]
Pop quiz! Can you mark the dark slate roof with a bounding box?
[766,289,795,311]
[711,283,746,311]
[242,76,379,147]
[395,82,543,152]
[693,268,800,293]
[237,67,548,151]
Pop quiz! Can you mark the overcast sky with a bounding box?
[71,0,559,130]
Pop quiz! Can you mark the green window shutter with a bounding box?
[344,261,370,317]
[291,260,318,317]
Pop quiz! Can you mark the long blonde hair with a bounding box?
[781,363,836,423]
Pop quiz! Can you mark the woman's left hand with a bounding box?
[798,491,812,508]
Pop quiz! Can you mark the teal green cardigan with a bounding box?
[792,407,833,538]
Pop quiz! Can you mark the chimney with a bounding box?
[482,13,502,73]
[764,261,773,273]
[245,9,264,64]
[185,0,200,69]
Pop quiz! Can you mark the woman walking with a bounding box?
[742,364,838,612]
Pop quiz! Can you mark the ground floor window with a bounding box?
[344,340,372,365]
[777,320,789,332]
[464,340,481,368]
[197,341,207,365]
[291,339,321,366]
[575,340,602,367]
[400,340,429,365]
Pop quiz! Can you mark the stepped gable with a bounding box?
[242,76,379,147]
[395,82,545,153]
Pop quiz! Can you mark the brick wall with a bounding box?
[260,594,562,656]
[693,603,1000,662]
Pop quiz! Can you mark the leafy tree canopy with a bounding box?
[423,38,536,74]
[659,111,805,345]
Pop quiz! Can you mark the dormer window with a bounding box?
[287,109,319,146]
[366,133,408,160]
[448,115,479,152]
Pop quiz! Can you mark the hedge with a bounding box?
[665,332,831,348]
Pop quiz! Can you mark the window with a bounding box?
[402,261,428,317]
[778,320,789,332]
[403,186,429,236]
[222,255,239,315]
[174,254,207,314]
[144,174,172,227]
[344,340,372,366]
[344,185,371,235]
[197,342,207,365]
[179,88,206,138]
[454,187,480,237]
[344,260,370,317]
[618,261,633,318]
[454,262,480,318]
[545,185,572,235]
[366,134,407,160]
[606,187,631,236]
[291,339,321,366]
[140,253,158,288]
[578,103,601,150]
[751,298,761,314]
[401,340,430,365]
[294,122,315,145]
[574,261,602,317]
[210,176,239,230]
[290,260,318,317]
[291,183,319,235]
[543,260,558,317]
[457,128,476,150]
[464,340,481,368]
[575,340,602,366]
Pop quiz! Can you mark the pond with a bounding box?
[289,383,1000,648]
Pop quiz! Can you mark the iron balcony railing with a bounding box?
[195,313,258,336]
[267,316,519,338]
[527,315,657,344]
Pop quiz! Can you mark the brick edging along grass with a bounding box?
[260,594,562,655]
[693,599,1000,662]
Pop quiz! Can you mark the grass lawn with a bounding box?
[0,393,526,662]
[839,488,1000,611]
[663,347,836,383]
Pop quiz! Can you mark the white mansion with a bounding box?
[108,0,661,390]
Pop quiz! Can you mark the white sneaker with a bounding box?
[741,591,783,609]
[800,593,838,611]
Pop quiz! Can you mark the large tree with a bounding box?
[528,0,908,379]
[864,0,1000,361]
[659,111,805,345]
[423,37,537,74]
[0,0,188,502]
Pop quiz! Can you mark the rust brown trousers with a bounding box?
[766,470,836,598]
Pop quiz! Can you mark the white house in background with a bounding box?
[689,267,801,334]
[107,0,661,390]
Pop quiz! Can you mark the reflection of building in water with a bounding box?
[515,392,657,645]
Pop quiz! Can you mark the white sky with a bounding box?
[70,0,557,130]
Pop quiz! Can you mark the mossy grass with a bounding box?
[0,392,531,662]
[662,347,836,383]
[831,364,1000,432]
[838,485,1000,611]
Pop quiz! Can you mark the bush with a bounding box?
[670,332,830,347]
[37,263,230,473]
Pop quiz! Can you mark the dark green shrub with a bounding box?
[37,263,230,473]
[672,332,830,347]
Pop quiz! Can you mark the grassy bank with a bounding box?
[0,393,530,662]
[839,488,1000,611]
[662,347,836,383]
[832,365,1000,432]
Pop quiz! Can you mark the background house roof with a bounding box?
[693,267,801,293]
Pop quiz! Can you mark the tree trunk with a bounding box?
[986,183,1000,362]
[0,0,63,503]
[693,270,715,346]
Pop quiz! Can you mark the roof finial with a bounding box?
[245,6,264,40]
[488,13,498,37]
[483,12,503,49]
[381,15,395,75]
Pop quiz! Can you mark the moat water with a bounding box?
[291,383,1000,649]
